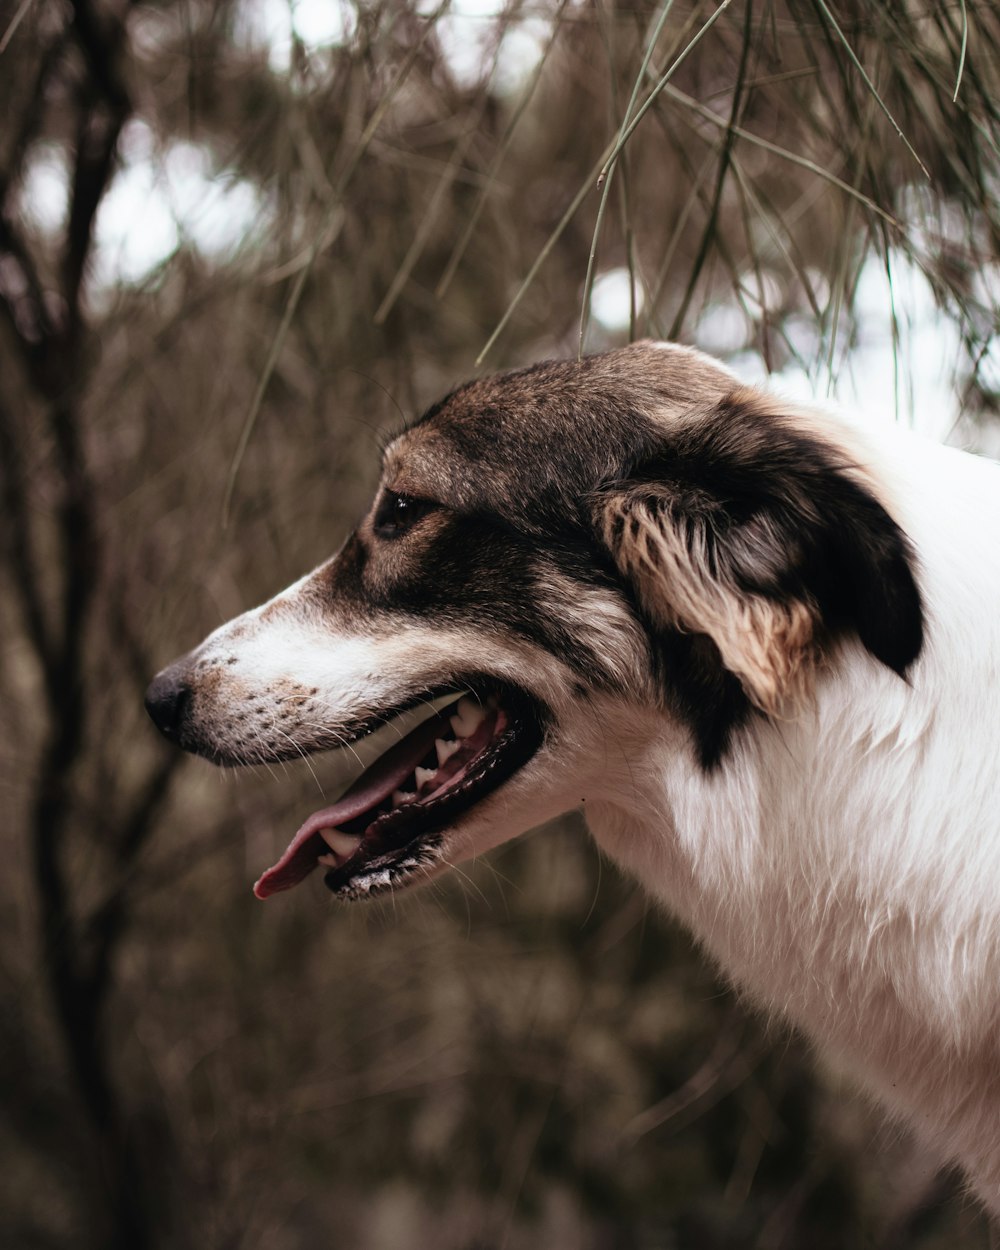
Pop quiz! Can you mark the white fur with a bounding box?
[588,422,1000,1209]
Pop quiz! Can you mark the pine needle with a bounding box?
[578,0,677,356]
[953,0,969,102]
[812,0,930,179]
[596,0,737,187]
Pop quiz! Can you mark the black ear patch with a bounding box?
[596,390,924,766]
[814,483,924,678]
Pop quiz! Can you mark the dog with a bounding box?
[146,340,1000,1211]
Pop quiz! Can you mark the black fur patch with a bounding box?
[652,631,753,770]
[598,394,924,765]
[660,396,923,674]
[318,512,625,691]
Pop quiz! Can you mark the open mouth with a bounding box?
[254,681,545,901]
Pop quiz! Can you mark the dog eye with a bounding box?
[373,491,435,539]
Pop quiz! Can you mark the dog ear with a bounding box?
[594,398,924,716]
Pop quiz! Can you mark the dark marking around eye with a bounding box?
[373,491,436,539]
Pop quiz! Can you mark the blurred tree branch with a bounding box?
[0,2,176,1247]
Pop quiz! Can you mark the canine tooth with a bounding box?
[319,691,471,795]
[317,853,339,868]
[415,766,437,790]
[392,789,416,808]
[450,697,485,738]
[320,828,361,857]
[435,738,460,766]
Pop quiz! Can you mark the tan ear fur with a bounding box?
[601,494,818,715]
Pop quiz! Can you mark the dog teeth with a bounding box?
[415,766,437,790]
[392,789,416,808]
[320,828,361,858]
[317,853,339,868]
[435,737,460,766]
[449,697,485,739]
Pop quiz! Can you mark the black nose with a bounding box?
[144,664,193,741]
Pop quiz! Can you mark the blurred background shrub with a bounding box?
[1,0,999,1246]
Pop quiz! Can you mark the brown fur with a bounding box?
[599,490,818,714]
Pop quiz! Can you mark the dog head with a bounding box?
[145,342,923,901]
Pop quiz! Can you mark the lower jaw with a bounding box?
[316,693,546,899]
[322,832,447,900]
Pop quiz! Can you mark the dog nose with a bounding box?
[144,663,193,741]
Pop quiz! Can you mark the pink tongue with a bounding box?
[253,711,451,899]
